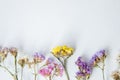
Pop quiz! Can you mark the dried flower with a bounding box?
[39,68,52,77]
[9,47,18,57]
[89,50,106,67]
[0,47,9,62]
[89,50,107,80]
[51,45,74,80]
[54,63,64,77]
[18,58,26,68]
[38,59,64,79]
[112,71,120,80]
[51,45,74,57]
[33,53,45,64]
[75,57,92,80]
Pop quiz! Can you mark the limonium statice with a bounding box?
[32,52,45,80]
[33,52,45,63]
[38,58,64,80]
[90,50,107,80]
[75,57,92,80]
[51,45,74,80]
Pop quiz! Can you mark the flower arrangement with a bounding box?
[0,47,63,80]
[0,45,118,80]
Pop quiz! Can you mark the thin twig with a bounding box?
[96,64,103,70]
[0,64,14,77]
[14,56,18,80]
[97,60,105,80]
[102,59,105,80]
[64,59,70,80]
[21,67,23,80]
[34,64,37,80]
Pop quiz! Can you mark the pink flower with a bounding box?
[48,64,55,71]
[55,64,64,77]
[39,68,51,76]
[38,64,55,77]
[38,58,64,78]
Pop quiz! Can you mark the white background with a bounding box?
[0,0,120,80]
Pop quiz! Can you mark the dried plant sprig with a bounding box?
[90,50,107,80]
[0,48,11,76]
[9,47,18,80]
[33,53,45,80]
[75,57,92,80]
[0,47,19,80]
[0,64,14,77]
[38,58,64,80]
[0,47,14,79]
[0,47,9,62]
[51,45,74,80]
[18,58,28,80]
[24,52,45,80]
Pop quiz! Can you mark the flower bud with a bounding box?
[9,47,18,57]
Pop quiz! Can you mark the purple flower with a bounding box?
[46,58,54,64]
[33,52,45,63]
[89,49,106,67]
[75,57,92,79]
[76,71,85,77]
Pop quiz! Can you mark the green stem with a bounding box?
[57,58,70,80]
[64,59,70,80]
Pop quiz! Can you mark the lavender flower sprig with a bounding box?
[75,57,92,80]
[33,52,45,80]
[90,50,107,80]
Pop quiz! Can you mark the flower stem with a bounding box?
[97,61,105,80]
[14,56,18,80]
[85,77,87,80]
[102,60,105,80]
[102,68,105,80]
[21,67,23,80]
[34,64,37,80]
[0,64,14,77]
[49,75,52,80]
[64,59,70,80]
[57,58,70,80]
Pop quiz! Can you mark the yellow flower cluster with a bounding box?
[51,45,74,57]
